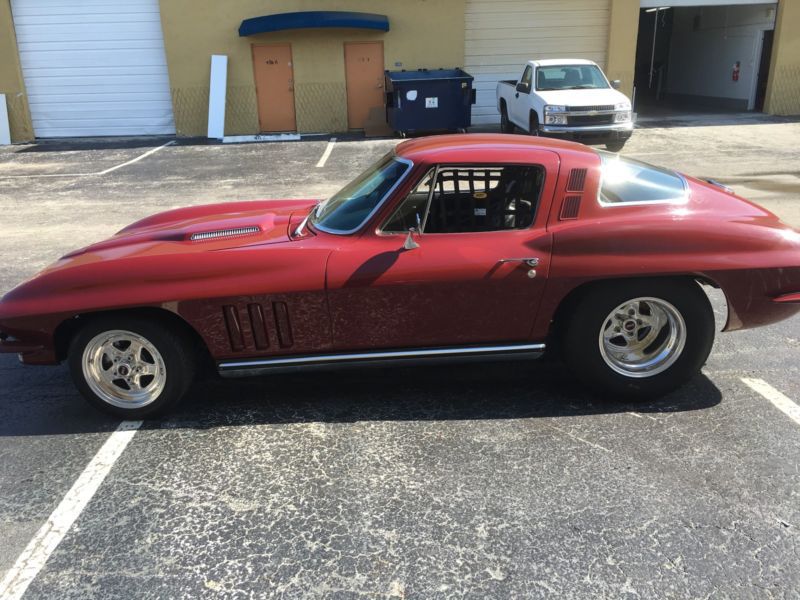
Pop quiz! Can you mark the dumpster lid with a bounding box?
[239,11,389,36]
[385,68,473,83]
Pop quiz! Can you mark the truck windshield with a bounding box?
[536,65,609,91]
[310,153,412,234]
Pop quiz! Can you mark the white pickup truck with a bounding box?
[496,59,633,151]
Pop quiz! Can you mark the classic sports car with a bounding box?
[1,134,799,417]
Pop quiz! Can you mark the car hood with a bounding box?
[61,199,318,260]
[536,87,630,107]
[0,199,321,315]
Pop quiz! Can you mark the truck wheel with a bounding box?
[500,104,514,133]
[561,279,715,401]
[68,315,196,419]
[529,112,539,136]
[606,140,626,152]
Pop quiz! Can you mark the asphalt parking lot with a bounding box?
[1,118,800,598]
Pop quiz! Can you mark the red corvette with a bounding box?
[1,134,799,417]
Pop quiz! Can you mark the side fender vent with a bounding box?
[560,195,582,220]
[222,305,245,351]
[566,168,587,192]
[190,226,261,242]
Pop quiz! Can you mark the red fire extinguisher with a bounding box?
[732,61,740,82]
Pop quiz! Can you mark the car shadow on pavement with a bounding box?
[160,360,722,431]
[0,359,722,436]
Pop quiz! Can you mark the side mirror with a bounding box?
[515,82,530,94]
[611,79,621,90]
[403,228,420,250]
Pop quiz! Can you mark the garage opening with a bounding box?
[11,0,175,138]
[633,2,777,119]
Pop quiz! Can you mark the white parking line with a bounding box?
[0,140,174,179]
[315,137,337,168]
[96,140,174,175]
[0,420,142,600]
[742,378,800,426]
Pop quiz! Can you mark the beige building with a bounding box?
[1,0,798,142]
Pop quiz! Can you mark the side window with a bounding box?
[521,66,533,89]
[387,165,542,234]
[598,151,686,204]
[383,170,434,233]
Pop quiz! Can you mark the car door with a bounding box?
[511,65,534,128]
[325,153,559,351]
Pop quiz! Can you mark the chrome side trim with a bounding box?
[218,343,546,377]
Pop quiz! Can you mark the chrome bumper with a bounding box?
[540,122,634,134]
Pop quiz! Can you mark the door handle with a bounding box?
[499,257,539,267]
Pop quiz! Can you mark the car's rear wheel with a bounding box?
[561,279,715,400]
[500,103,514,133]
[68,316,195,418]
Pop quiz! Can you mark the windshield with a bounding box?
[536,65,609,91]
[310,153,411,234]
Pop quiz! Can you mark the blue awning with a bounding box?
[238,11,390,37]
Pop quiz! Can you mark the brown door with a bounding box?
[252,44,296,132]
[344,42,384,130]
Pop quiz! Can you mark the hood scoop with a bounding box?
[189,225,261,242]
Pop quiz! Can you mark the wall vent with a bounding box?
[560,195,582,220]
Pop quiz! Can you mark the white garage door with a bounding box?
[466,0,611,125]
[11,0,175,137]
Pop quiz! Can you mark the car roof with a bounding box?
[530,58,597,67]
[395,133,599,164]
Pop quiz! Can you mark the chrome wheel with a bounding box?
[82,330,166,408]
[598,297,686,378]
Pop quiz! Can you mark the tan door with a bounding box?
[344,42,384,130]
[252,44,296,132]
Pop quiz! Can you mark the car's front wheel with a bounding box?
[68,316,195,418]
[562,279,715,400]
[606,140,626,152]
[529,111,540,136]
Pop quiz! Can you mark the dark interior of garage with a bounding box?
[633,3,777,119]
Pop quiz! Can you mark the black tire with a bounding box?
[606,140,626,152]
[529,111,539,136]
[68,315,196,419]
[561,279,714,401]
[500,104,514,133]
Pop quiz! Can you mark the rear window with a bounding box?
[597,151,687,204]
